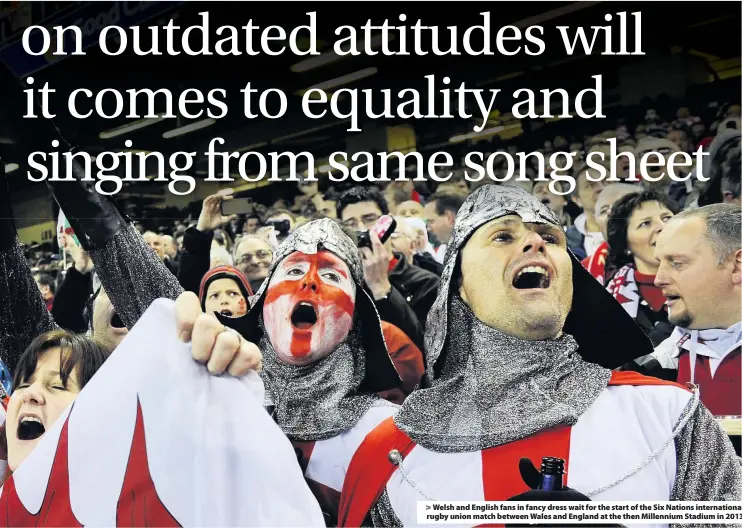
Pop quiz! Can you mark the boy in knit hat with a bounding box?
[199,266,253,318]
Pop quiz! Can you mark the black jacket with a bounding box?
[373,285,425,353]
[51,267,93,334]
[373,254,439,353]
[177,227,213,295]
[389,254,439,330]
[413,252,444,276]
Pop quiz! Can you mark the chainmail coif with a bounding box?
[395,296,611,452]
[259,318,386,442]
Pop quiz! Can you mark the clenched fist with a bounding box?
[175,291,262,376]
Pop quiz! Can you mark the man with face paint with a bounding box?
[178,218,410,523]
[337,185,740,527]
[261,249,357,364]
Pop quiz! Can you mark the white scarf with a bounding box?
[678,322,742,383]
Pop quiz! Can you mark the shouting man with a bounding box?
[335,185,740,526]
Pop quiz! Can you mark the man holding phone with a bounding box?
[337,187,439,352]
[178,190,274,296]
[264,209,296,244]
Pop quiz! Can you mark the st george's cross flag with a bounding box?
[0,299,325,526]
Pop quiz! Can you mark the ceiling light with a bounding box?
[290,35,387,73]
[236,141,269,152]
[317,159,349,173]
[306,68,377,92]
[162,118,216,139]
[99,114,167,139]
[5,163,19,173]
[449,126,507,144]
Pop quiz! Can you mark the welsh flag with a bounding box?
[56,210,79,250]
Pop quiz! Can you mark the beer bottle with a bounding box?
[537,457,565,491]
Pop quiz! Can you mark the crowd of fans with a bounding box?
[20,99,738,387]
[0,93,739,517]
[30,100,741,341]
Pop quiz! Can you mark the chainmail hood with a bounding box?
[424,184,652,380]
[395,184,652,452]
[395,295,612,451]
[215,218,401,440]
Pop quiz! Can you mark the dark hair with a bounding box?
[336,186,389,219]
[428,192,465,217]
[699,134,741,206]
[245,213,262,224]
[446,170,468,184]
[12,330,111,395]
[34,273,56,295]
[387,187,410,208]
[606,190,678,272]
[721,144,741,201]
[533,178,570,195]
[668,124,689,137]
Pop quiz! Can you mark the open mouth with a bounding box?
[513,265,551,289]
[665,294,681,304]
[291,302,318,330]
[17,415,45,441]
[219,309,234,317]
[110,312,125,329]
[541,198,551,206]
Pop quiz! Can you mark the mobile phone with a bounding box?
[266,218,291,234]
[221,197,253,216]
[357,215,397,249]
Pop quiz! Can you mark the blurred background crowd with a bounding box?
[30,96,741,323]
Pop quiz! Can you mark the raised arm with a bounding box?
[0,162,57,373]
[46,177,183,330]
[1,63,182,331]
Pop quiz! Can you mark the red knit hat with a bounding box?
[199,265,254,310]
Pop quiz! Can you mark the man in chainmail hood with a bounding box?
[191,217,403,524]
[336,185,741,527]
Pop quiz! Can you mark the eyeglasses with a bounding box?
[341,214,380,230]
[236,250,272,265]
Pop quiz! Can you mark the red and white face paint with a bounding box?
[262,250,356,366]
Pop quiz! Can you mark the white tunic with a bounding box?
[385,384,693,528]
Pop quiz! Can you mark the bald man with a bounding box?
[391,217,443,277]
[161,235,179,261]
[143,231,165,261]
